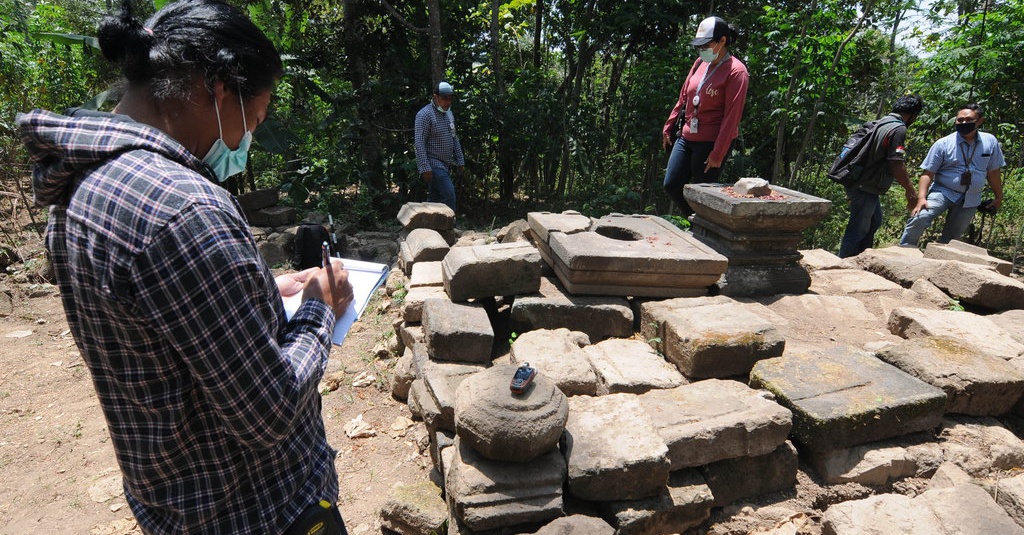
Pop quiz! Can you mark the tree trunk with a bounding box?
[533,0,543,69]
[875,7,906,117]
[492,0,514,202]
[771,0,816,184]
[341,0,385,194]
[428,0,444,84]
[790,0,877,186]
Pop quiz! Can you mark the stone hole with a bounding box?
[594,226,643,241]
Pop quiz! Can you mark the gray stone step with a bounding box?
[423,298,494,363]
[637,379,792,470]
[398,202,455,231]
[583,338,685,395]
[750,346,946,450]
[509,276,633,341]
[642,297,785,379]
[700,441,798,507]
[399,228,450,275]
[599,469,713,535]
[565,393,670,501]
[887,307,1024,360]
[822,483,1024,535]
[446,437,565,531]
[510,329,598,397]
[442,242,543,301]
[379,481,448,535]
[928,260,1024,311]
[925,240,1012,276]
[877,336,1024,415]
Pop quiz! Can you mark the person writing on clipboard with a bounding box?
[662,15,749,217]
[18,0,352,533]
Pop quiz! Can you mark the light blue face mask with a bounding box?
[203,94,252,182]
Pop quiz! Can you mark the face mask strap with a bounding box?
[213,98,225,139]
[238,92,249,133]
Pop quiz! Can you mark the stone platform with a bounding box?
[527,212,727,297]
[684,183,831,296]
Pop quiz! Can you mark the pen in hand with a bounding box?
[322,240,338,312]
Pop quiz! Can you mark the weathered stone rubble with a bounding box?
[373,202,1024,535]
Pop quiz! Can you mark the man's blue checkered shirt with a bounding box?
[414,101,465,174]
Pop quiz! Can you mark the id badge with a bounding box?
[689,117,699,134]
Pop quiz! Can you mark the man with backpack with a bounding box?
[835,95,923,258]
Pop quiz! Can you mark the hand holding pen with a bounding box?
[300,241,353,317]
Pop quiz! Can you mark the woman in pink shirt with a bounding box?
[662,16,749,215]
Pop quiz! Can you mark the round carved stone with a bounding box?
[454,364,569,462]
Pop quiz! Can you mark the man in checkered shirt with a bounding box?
[414,81,465,212]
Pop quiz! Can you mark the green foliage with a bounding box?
[2,0,1021,268]
[660,214,691,231]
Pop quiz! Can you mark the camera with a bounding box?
[959,170,972,187]
[510,363,537,395]
[978,198,998,215]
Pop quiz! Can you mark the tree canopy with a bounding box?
[2,0,1021,262]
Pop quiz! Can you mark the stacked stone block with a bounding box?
[382,203,1024,534]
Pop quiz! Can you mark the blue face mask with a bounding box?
[203,94,252,182]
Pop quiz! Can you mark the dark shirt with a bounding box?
[852,113,907,195]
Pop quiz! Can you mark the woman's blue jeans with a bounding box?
[664,138,722,215]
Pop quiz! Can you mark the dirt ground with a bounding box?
[0,266,428,535]
[2,202,1020,535]
[0,234,915,535]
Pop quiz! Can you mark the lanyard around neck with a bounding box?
[692,54,729,111]
[958,137,979,172]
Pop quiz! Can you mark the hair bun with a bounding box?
[97,3,155,82]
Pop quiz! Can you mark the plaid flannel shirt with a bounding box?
[17,109,339,534]
[414,101,465,174]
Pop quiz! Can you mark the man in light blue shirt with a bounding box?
[900,103,1004,246]
[414,81,464,212]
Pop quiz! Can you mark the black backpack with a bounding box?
[292,223,332,270]
[827,116,903,187]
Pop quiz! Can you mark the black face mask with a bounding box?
[955,122,977,136]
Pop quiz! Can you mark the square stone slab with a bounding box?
[447,437,565,531]
[637,379,792,469]
[584,338,686,395]
[599,469,713,535]
[925,240,1012,276]
[510,276,634,341]
[397,202,455,230]
[642,297,785,379]
[749,346,946,450]
[529,213,727,297]
[565,393,671,501]
[888,307,1024,360]
[683,183,832,233]
[877,336,1024,415]
[822,483,1024,535]
[442,242,543,301]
